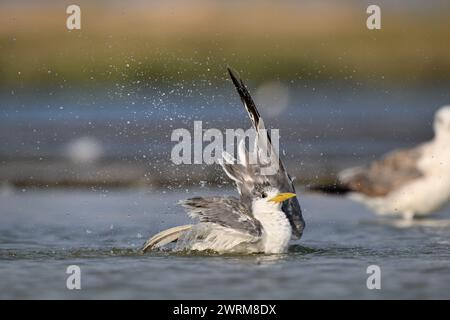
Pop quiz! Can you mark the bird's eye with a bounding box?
[261,192,267,198]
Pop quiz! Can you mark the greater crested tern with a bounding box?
[142,68,305,254]
[312,106,450,220]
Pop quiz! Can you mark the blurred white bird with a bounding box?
[311,106,450,220]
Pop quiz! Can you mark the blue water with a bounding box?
[1,85,450,299]
[1,85,449,167]
[1,188,449,299]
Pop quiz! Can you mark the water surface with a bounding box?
[1,188,449,299]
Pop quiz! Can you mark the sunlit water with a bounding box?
[1,188,449,299]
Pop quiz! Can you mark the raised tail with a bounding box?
[141,225,193,252]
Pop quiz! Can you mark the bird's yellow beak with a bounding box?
[268,192,296,203]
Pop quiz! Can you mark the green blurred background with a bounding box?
[2,0,450,87]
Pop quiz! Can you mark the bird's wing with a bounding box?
[339,145,425,197]
[227,67,286,178]
[220,138,267,200]
[180,196,262,237]
[226,67,305,239]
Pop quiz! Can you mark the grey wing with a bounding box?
[227,67,287,177]
[180,196,262,237]
[226,68,305,239]
[339,145,424,197]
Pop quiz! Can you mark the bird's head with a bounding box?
[434,106,450,141]
[252,185,296,212]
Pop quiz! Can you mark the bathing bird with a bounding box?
[142,68,305,253]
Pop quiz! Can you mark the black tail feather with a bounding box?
[227,67,262,129]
